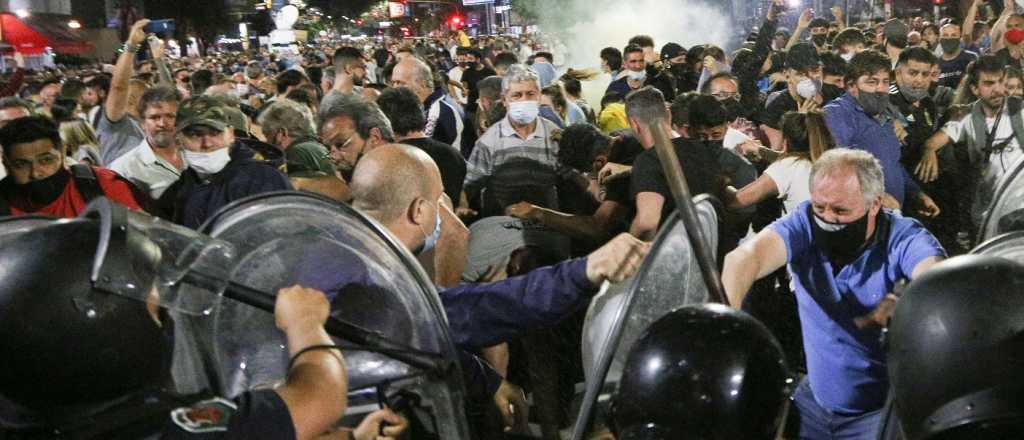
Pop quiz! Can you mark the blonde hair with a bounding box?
[59,119,99,154]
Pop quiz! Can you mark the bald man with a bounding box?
[342,144,649,430]
[390,57,464,147]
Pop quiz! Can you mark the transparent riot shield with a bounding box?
[978,156,1024,244]
[0,215,56,243]
[84,198,233,316]
[572,195,720,440]
[971,231,1024,264]
[193,191,470,440]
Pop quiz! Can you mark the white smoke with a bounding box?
[543,0,734,69]
[530,0,735,106]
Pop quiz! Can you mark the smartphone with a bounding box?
[144,19,175,35]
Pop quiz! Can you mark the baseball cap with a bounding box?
[175,96,230,133]
[661,42,686,60]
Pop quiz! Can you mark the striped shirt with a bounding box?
[463,116,560,199]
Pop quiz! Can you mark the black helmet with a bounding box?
[0,217,171,424]
[610,304,791,440]
[888,255,1024,440]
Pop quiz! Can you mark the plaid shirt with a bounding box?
[463,116,560,199]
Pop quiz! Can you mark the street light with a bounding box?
[67,19,81,29]
[14,9,30,18]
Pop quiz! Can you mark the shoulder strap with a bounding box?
[970,101,990,164]
[1006,96,1024,150]
[70,164,103,204]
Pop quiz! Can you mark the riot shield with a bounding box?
[194,191,470,440]
[977,155,1024,243]
[0,216,55,243]
[572,195,720,440]
[971,231,1024,264]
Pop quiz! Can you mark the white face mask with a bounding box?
[840,52,855,62]
[796,78,821,99]
[626,69,647,82]
[507,100,539,124]
[182,147,231,175]
[235,83,249,96]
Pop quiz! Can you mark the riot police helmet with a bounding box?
[609,304,791,440]
[888,255,1024,440]
[0,217,171,421]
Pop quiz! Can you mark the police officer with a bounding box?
[608,304,791,439]
[0,215,401,439]
[886,255,1024,439]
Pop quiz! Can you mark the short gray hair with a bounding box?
[258,98,316,141]
[318,94,394,142]
[405,57,434,89]
[810,148,885,206]
[501,64,541,95]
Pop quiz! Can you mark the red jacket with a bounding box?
[5,167,144,218]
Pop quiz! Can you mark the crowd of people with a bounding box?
[1,0,1023,437]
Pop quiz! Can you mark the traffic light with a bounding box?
[449,15,463,27]
[933,0,942,4]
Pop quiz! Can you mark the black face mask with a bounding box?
[669,63,689,78]
[811,34,828,47]
[17,167,70,206]
[809,204,873,263]
[465,61,478,70]
[821,83,845,103]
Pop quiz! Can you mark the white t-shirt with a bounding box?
[764,156,813,215]
[942,112,1024,194]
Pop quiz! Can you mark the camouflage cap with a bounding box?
[175,95,230,132]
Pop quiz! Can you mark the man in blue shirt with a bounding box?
[309,143,650,433]
[823,50,941,218]
[722,148,945,439]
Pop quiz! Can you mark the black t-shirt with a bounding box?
[162,390,294,439]
[402,136,468,207]
[461,65,497,112]
[758,90,798,129]
[629,138,722,226]
[938,50,978,89]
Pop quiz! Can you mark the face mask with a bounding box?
[901,85,930,102]
[811,34,828,47]
[821,83,845,103]
[840,52,855,62]
[465,61,478,70]
[626,69,647,82]
[18,167,69,206]
[809,205,873,262]
[235,83,249,96]
[183,147,232,175]
[939,38,961,54]
[669,63,689,78]
[507,100,539,124]
[856,91,890,116]
[417,205,442,256]
[1007,28,1024,46]
[796,78,821,99]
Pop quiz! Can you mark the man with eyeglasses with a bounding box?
[317,93,394,182]
[156,96,291,229]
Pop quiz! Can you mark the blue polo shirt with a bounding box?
[770,201,945,414]
[823,93,921,206]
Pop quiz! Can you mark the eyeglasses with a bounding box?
[711,91,740,101]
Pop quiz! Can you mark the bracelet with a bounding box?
[122,42,141,54]
[287,344,342,371]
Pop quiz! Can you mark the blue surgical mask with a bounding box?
[419,204,442,255]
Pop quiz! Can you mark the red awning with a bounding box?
[0,13,91,55]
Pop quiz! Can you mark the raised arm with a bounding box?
[106,19,149,122]
[274,285,348,440]
[961,0,983,46]
[786,9,813,50]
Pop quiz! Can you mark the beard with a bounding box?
[149,131,176,149]
[983,94,1005,111]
